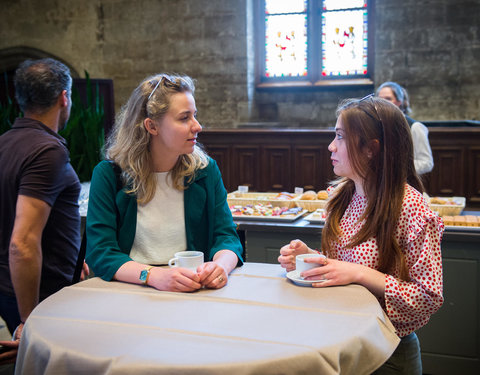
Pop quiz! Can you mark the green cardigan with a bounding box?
[85,159,243,281]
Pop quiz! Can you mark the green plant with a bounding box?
[60,71,105,182]
[0,72,21,134]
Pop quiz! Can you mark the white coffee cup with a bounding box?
[296,253,326,279]
[168,251,204,271]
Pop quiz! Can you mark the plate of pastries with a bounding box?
[230,204,307,221]
[442,215,480,230]
[294,190,329,212]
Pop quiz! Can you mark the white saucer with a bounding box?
[286,270,326,287]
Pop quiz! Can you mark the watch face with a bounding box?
[139,269,148,282]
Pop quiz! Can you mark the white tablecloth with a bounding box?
[16,263,399,374]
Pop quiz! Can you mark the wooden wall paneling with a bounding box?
[467,147,480,205]
[429,146,464,196]
[293,146,320,191]
[293,145,334,191]
[232,145,261,191]
[199,128,480,207]
[204,145,231,189]
[261,145,291,191]
[320,144,336,189]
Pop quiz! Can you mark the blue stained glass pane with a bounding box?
[265,0,307,14]
[323,0,367,11]
[265,14,308,77]
[321,9,367,76]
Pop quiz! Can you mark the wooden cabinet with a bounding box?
[293,145,335,191]
[416,230,480,374]
[199,129,335,193]
[261,145,291,191]
[424,127,480,207]
[467,147,480,205]
[199,127,480,208]
[424,146,464,197]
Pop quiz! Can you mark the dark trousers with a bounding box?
[0,292,21,336]
[373,332,422,375]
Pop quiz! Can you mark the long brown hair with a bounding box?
[321,96,423,280]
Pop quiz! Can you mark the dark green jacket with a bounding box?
[85,159,243,281]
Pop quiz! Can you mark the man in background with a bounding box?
[0,58,83,363]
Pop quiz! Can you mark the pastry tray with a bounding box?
[304,212,326,224]
[444,225,480,232]
[232,209,308,222]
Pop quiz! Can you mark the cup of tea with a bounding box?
[296,253,326,279]
[168,251,204,271]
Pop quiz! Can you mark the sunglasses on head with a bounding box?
[358,93,384,128]
[147,75,175,101]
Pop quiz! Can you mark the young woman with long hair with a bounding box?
[278,95,443,374]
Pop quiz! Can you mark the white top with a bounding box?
[129,172,186,264]
[411,121,434,175]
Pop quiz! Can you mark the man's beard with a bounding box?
[58,106,70,132]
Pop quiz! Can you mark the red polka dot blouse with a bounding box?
[327,184,444,337]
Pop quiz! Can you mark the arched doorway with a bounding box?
[0,45,114,137]
[0,46,80,104]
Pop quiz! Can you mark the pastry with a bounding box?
[317,190,328,200]
[430,197,447,204]
[442,216,454,226]
[300,190,317,200]
[465,215,478,227]
[453,216,466,226]
[274,192,295,200]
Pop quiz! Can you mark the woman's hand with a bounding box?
[0,322,23,365]
[278,239,312,272]
[197,261,228,289]
[301,258,359,286]
[197,249,238,289]
[303,259,386,297]
[148,267,202,292]
[80,261,90,281]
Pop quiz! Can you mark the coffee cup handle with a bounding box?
[168,258,178,268]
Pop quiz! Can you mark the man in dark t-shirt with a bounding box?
[0,58,81,364]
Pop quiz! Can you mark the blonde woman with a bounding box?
[86,74,243,292]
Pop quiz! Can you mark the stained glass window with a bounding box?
[259,0,372,85]
[264,0,308,77]
[321,1,368,76]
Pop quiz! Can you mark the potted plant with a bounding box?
[60,72,105,182]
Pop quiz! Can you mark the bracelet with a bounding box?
[145,267,154,285]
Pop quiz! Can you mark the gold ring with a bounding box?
[218,276,224,282]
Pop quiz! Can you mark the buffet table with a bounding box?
[15,263,399,375]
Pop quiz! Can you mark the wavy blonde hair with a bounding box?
[105,73,209,204]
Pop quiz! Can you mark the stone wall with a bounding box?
[1,0,479,128]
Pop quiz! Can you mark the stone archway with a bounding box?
[0,46,81,106]
[0,45,115,140]
[0,46,79,77]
